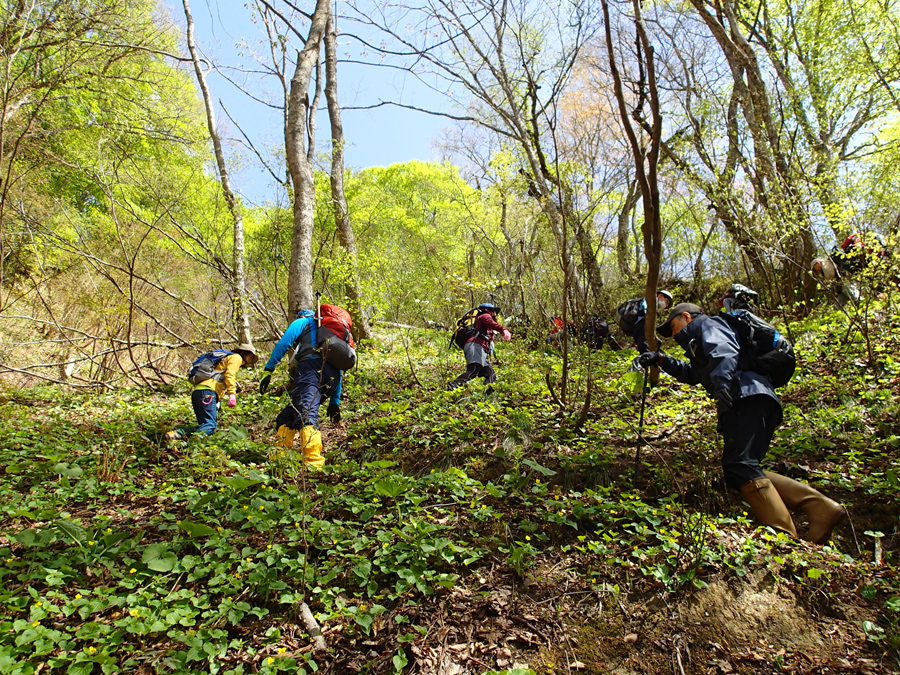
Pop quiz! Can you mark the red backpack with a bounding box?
[318,304,355,348]
[315,304,357,371]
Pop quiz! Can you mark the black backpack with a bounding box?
[450,307,482,350]
[582,316,611,349]
[615,299,644,334]
[719,310,796,388]
[187,350,233,385]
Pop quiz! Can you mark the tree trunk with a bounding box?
[285,0,329,314]
[617,179,640,279]
[688,0,813,304]
[323,12,371,340]
[182,0,254,348]
[602,0,664,366]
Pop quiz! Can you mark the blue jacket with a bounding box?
[659,314,778,406]
[264,310,342,405]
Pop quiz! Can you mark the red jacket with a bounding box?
[469,312,506,351]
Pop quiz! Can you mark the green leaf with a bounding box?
[67,661,94,675]
[227,426,249,441]
[364,460,396,469]
[12,528,37,547]
[863,620,884,638]
[886,597,900,613]
[522,459,555,477]
[57,519,85,543]
[807,568,825,580]
[179,521,216,538]
[102,531,132,548]
[195,491,218,508]
[54,462,83,479]
[220,475,263,492]
[354,612,373,633]
[142,543,178,572]
[621,371,644,392]
[374,479,404,498]
[352,560,372,585]
[392,647,409,672]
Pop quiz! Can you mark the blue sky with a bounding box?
[167,1,450,204]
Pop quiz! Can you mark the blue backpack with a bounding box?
[187,350,233,385]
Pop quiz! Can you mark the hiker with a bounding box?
[617,290,673,354]
[832,231,888,275]
[640,303,845,544]
[811,231,889,306]
[581,316,621,351]
[718,283,759,314]
[545,316,577,347]
[259,310,343,470]
[447,303,511,390]
[165,344,259,442]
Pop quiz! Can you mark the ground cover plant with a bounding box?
[1,306,899,674]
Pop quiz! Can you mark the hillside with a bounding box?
[0,311,898,675]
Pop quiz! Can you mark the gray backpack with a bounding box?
[187,350,232,385]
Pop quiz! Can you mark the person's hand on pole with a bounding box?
[637,351,663,369]
[502,329,512,342]
[227,394,237,408]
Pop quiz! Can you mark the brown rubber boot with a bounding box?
[739,477,798,537]
[764,471,846,544]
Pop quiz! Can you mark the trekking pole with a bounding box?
[633,365,650,488]
[315,291,322,328]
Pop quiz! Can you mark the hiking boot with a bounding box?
[740,477,798,537]
[764,471,846,544]
[276,425,295,450]
[299,426,325,470]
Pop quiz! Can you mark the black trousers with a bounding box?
[631,319,650,353]
[447,363,496,390]
[717,394,783,489]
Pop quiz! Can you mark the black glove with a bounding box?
[327,402,341,423]
[637,351,663,369]
[259,370,273,395]
[713,388,733,413]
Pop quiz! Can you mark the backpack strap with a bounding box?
[288,317,318,365]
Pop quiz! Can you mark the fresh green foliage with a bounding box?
[1,308,899,671]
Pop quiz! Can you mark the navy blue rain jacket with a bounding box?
[658,314,779,406]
